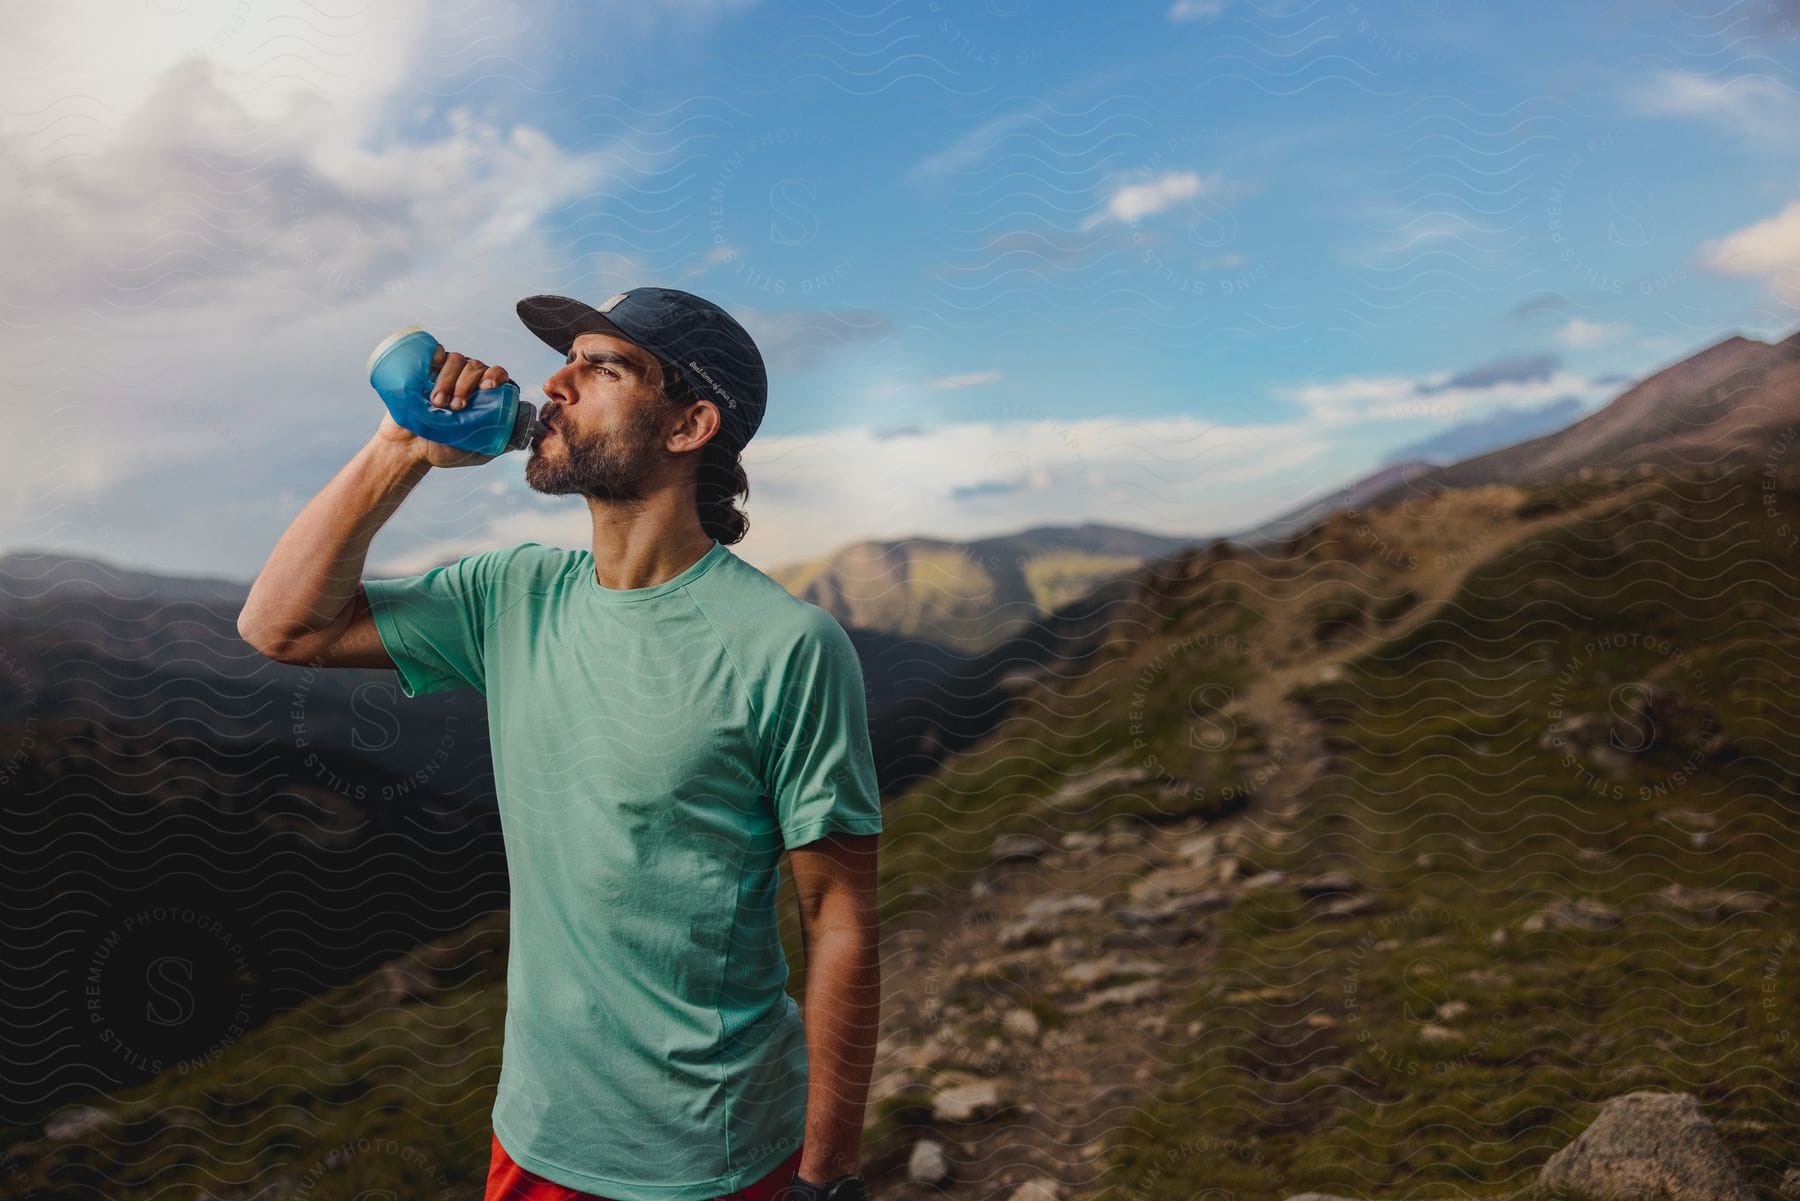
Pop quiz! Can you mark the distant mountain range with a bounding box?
[767,523,1201,654]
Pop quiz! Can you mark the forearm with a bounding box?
[238,433,429,654]
[798,924,881,1181]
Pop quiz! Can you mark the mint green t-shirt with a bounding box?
[361,538,882,1201]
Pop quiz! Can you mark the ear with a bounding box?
[666,396,725,454]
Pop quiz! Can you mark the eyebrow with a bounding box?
[567,347,644,373]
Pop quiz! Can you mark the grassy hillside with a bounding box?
[1098,465,1798,1199]
[869,463,1796,1199]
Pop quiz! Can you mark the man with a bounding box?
[238,288,882,1201]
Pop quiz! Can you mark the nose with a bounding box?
[542,364,571,403]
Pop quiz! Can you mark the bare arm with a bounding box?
[237,433,432,666]
[789,832,881,1183]
[237,346,511,666]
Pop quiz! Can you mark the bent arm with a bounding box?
[238,433,430,666]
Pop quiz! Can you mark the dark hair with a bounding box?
[662,364,750,545]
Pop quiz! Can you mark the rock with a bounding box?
[1063,954,1165,989]
[1001,1008,1041,1039]
[1652,883,1776,918]
[1614,684,1731,759]
[1534,1091,1755,1201]
[1008,1179,1063,1201]
[1544,686,1732,774]
[1129,864,1216,903]
[869,1068,928,1106]
[932,1080,1006,1123]
[997,916,1057,949]
[1241,869,1289,891]
[1419,1023,1459,1044]
[1316,894,1381,920]
[1114,905,1170,930]
[1073,979,1164,1011]
[1522,897,1623,933]
[1060,830,1104,852]
[1046,761,1157,809]
[902,1036,947,1070]
[1162,887,1234,915]
[992,833,1055,863]
[1298,871,1360,898]
[908,1138,951,1184]
[1023,893,1103,920]
[1458,969,1513,988]
[342,957,436,1016]
[45,1106,116,1140]
[1175,834,1218,863]
[1436,1000,1473,1022]
[998,893,1103,949]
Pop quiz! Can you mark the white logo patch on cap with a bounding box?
[597,292,629,312]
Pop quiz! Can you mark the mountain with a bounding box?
[6,462,1793,1200]
[1357,329,1800,506]
[769,523,1202,653]
[1379,395,1586,465]
[1240,329,1800,547]
[1233,458,1438,546]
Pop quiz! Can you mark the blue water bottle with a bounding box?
[367,325,541,456]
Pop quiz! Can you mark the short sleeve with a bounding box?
[761,608,884,850]
[363,545,524,698]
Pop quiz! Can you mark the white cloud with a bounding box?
[1698,200,1800,300]
[907,107,1048,184]
[1557,318,1628,348]
[1168,0,1225,19]
[682,243,743,279]
[929,370,1004,391]
[0,0,700,575]
[1094,170,1215,225]
[1627,68,1800,146]
[1277,368,1616,426]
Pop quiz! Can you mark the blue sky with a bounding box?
[2,0,1796,578]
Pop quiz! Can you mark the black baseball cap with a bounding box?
[516,287,768,451]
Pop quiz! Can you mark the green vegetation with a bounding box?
[1105,472,1800,1199]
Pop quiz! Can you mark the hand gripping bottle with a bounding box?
[367,325,542,456]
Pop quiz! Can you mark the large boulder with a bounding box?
[1534,1091,1754,1201]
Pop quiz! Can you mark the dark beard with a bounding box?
[524,407,664,501]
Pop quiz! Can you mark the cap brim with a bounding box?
[516,294,632,357]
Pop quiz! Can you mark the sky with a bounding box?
[2,0,1797,580]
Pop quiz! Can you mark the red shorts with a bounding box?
[484,1134,804,1201]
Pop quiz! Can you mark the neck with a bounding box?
[583,490,713,591]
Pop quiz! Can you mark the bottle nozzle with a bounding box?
[505,400,542,452]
